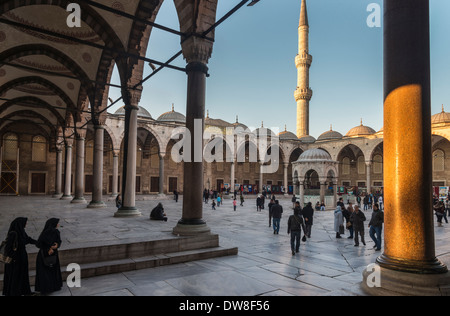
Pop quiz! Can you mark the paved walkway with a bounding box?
[1,195,450,296]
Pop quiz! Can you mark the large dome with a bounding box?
[297,148,332,161]
[157,105,186,124]
[318,126,343,141]
[299,135,316,144]
[114,106,152,119]
[278,126,298,140]
[346,120,376,137]
[432,106,450,125]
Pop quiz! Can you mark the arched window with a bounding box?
[342,157,350,175]
[136,146,142,168]
[3,133,18,161]
[32,135,47,162]
[85,140,94,165]
[373,155,383,174]
[357,156,366,175]
[433,149,445,172]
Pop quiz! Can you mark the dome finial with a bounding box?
[442,104,445,113]
[330,124,333,131]
[236,115,239,123]
[172,103,175,112]
[206,110,209,119]
[360,118,363,126]
[261,121,264,128]
[285,125,287,132]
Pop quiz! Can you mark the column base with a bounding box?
[361,262,450,296]
[172,219,211,236]
[60,195,73,200]
[52,193,62,198]
[71,197,87,204]
[114,206,142,217]
[87,201,106,208]
[377,253,448,275]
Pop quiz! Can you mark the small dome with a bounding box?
[278,126,298,140]
[232,116,249,131]
[346,120,376,137]
[254,122,276,137]
[114,106,152,119]
[318,125,343,141]
[299,135,316,144]
[298,148,332,161]
[432,105,450,125]
[157,105,186,124]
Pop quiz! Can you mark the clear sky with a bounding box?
[107,0,450,139]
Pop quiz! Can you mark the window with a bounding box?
[433,149,445,172]
[3,134,18,161]
[373,155,383,174]
[357,156,366,175]
[32,136,46,162]
[342,157,350,175]
[85,140,94,165]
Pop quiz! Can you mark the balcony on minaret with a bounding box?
[295,53,313,68]
[294,87,313,101]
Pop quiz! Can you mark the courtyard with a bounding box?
[1,195,450,296]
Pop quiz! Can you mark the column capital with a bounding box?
[122,88,142,107]
[181,37,213,65]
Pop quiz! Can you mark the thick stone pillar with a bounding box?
[362,0,450,297]
[159,153,165,196]
[61,143,73,200]
[110,152,119,198]
[173,61,210,235]
[88,125,106,208]
[319,179,326,207]
[299,181,304,208]
[52,148,63,198]
[72,136,86,204]
[283,163,289,196]
[115,92,141,217]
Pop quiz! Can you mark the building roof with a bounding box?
[345,120,376,137]
[297,148,332,161]
[299,134,316,143]
[279,126,298,140]
[157,105,186,124]
[432,105,450,125]
[114,106,152,119]
[318,125,343,141]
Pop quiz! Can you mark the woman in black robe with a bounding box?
[2,217,37,296]
[150,203,167,222]
[35,218,63,295]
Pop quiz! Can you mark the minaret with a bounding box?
[295,0,313,138]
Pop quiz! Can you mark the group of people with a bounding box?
[334,198,384,251]
[1,217,62,296]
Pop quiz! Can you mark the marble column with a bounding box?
[259,163,264,193]
[72,136,86,204]
[366,161,372,195]
[283,163,289,196]
[173,62,210,235]
[110,152,119,198]
[333,182,338,208]
[52,148,63,198]
[299,181,304,208]
[61,143,72,200]
[159,153,165,196]
[88,125,106,208]
[230,160,235,195]
[115,93,141,217]
[319,181,326,207]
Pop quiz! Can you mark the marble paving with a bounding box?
[1,195,450,296]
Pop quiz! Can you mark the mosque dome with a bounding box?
[297,148,332,161]
[278,126,298,140]
[114,106,152,119]
[157,105,186,124]
[232,116,249,131]
[318,125,343,141]
[299,135,316,144]
[345,120,376,137]
[254,122,277,137]
[432,105,450,125]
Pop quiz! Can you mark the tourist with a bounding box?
[268,198,275,227]
[150,203,168,222]
[291,195,297,209]
[2,217,37,296]
[302,202,314,238]
[337,197,345,209]
[343,202,354,239]
[256,195,262,212]
[315,201,321,212]
[173,190,179,203]
[363,195,369,211]
[320,201,326,211]
[350,205,366,247]
[217,195,222,207]
[287,207,307,256]
[378,195,383,210]
[272,200,283,235]
[115,194,122,209]
[434,201,445,227]
[233,198,237,211]
[369,203,384,251]
[35,218,63,295]
[212,199,216,210]
[240,193,245,206]
[334,206,344,239]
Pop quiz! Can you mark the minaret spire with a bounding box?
[295,0,313,138]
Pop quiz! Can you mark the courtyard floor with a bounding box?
[1,195,450,296]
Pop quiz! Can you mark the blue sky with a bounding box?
[107,0,450,139]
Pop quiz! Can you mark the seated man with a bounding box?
[150,203,168,222]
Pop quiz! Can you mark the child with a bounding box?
[233,198,237,211]
[217,196,221,207]
[212,199,216,210]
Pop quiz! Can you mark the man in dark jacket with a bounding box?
[288,207,307,256]
[272,200,283,235]
[350,205,366,246]
[302,202,314,238]
[368,203,384,251]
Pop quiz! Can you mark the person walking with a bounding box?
[292,195,297,209]
[268,198,275,227]
[334,206,344,239]
[2,217,37,296]
[369,203,384,251]
[35,218,63,295]
[434,201,445,227]
[240,193,245,206]
[287,207,307,256]
[256,195,262,212]
[343,202,354,239]
[217,196,222,207]
[302,202,314,238]
[233,198,237,211]
[272,200,283,235]
[211,199,216,210]
[350,205,366,247]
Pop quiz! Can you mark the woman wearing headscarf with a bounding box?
[150,203,168,222]
[334,206,344,239]
[35,218,62,295]
[2,217,37,296]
